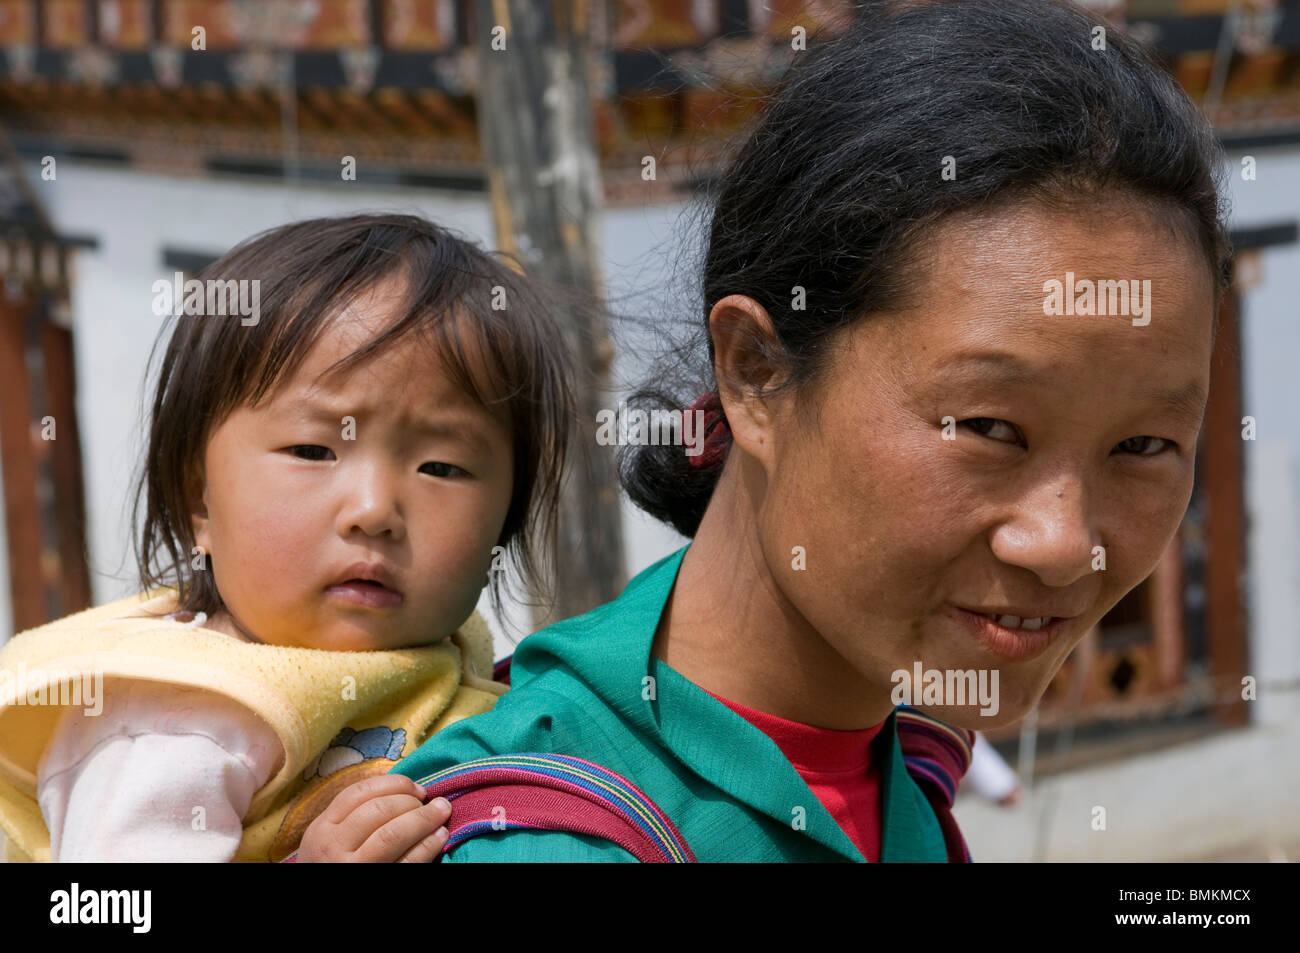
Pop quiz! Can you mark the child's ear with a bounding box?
[187,466,213,553]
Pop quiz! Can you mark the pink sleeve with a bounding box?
[36,680,283,862]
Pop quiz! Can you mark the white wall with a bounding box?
[1221,145,1300,727]
[6,158,688,656]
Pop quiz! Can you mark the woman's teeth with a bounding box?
[983,613,1051,631]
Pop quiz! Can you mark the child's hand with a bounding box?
[295,775,452,862]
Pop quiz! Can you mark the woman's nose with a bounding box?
[988,478,1097,588]
[337,462,406,541]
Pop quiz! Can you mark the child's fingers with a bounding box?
[327,792,425,855]
[316,773,428,827]
[397,826,451,864]
[355,797,453,863]
[425,795,452,824]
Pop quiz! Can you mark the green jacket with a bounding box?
[391,545,949,861]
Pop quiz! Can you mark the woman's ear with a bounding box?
[708,294,791,475]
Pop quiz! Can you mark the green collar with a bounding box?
[522,544,947,861]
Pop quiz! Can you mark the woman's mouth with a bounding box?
[949,606,1071,662]
[325,579,404,610]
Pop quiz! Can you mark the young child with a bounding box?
[0,213,573,862]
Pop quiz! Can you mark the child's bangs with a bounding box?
[249,259,515,421]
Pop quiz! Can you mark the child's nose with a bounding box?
[337,463,406,541]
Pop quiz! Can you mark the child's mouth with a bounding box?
[325,579,404,609]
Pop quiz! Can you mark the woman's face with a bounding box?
[760,201,1215,729]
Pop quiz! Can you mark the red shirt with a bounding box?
[707,690,887,862]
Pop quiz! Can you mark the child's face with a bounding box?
[190,279,514,651]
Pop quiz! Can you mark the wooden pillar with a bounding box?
[1202,289,1249,726]
[0,294,45,632]
[41,321,92,617]
[1147,536,1185,692]
[0,278,93,634]
[473,0,627,624]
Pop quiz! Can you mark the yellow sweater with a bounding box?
[0,589,506,862]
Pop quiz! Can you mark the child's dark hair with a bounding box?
[132,212,575,622]
[619,0,1232,538]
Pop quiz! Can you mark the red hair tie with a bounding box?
[685,391,731,469]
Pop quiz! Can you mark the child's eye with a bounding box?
[960,417,1022,445]
[1114,435,1175,456]
[288,445,334,461]
[420,462,466,478]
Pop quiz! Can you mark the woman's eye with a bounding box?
[420,462,465,478]
[288,445,334,461]
[1115,435,1173,456]
[960,417,1021,444]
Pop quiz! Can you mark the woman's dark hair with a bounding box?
[619,0,1233,538]
[132,212,575,623]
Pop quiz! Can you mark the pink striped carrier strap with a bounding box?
[414,753,695,863]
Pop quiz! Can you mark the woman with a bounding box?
[301,0,1230,862]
